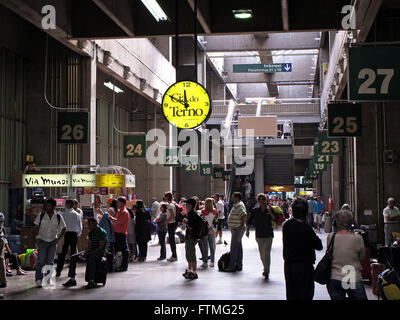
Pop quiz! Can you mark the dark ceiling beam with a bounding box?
[204,33,320,52]
[281,0,289,31]
[187,0,211,34]
[91,0,135,37]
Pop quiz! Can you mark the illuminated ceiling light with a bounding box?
[104,81,124,94]
[141,0,168,22]
[233,9,253,19]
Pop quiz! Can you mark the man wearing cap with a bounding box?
[383,198,400,247]
[0,212,6,288]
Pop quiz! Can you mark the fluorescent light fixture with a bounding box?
[233,9,253,19]
[141,0,168,22]
[104,81,124,94]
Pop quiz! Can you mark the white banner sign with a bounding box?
[125,175,136,188]
[23,174,70,187]
[71,174,96,187]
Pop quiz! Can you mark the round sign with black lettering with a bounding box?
[162,81,211,129]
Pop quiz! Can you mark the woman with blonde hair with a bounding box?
[200,198,219,268]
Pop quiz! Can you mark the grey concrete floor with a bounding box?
[1,228,376,300]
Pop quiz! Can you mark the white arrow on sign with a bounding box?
[284,64,291,71]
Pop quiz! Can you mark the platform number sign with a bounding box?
[200,163,213,176]
[183,156,199,172]
[328,103,362,137]
[123,135,146,159]
[164,148,182,167]
[348,47,400,101]
[213,167,224,179]
[223,171,232,181]
[318,131,342,156]
[57,112,88,144]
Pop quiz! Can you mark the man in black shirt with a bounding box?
[282,198,323,300]
[246,193,276,280]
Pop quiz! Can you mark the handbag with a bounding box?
[314,233,336,285]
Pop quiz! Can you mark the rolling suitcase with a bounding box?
[86,257,108,286]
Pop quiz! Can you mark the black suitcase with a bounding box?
[85,257,108,286]
[218,252,230,271]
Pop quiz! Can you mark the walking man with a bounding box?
[56,199,82,277]
[225,192,247,272]
[307,196,316,227]
[246,193,276,279]
[383,197,400,247]
[283,198,323,300]
[34,198,66,288]
[214,193,225,245]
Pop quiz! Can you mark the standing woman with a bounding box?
[154,203,168,260]
[326,209,368,300]
[127,206,137,262]
[135,200,151,262]
[200,198,218,268]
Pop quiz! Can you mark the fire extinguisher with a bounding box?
[328,197,333,212]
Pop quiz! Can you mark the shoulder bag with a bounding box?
[314,233,337,285]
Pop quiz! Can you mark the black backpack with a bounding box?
[197,216,209,239]
[218,252,231,271]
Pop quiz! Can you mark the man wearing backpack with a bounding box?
[165,192,179,262]
[34,198,66,288]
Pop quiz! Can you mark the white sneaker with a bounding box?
[201,262,208,269]
[209,262,214,268]
[35,280,42,288]
[217,239,223,245]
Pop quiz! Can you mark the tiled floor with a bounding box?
[1,228,377,300]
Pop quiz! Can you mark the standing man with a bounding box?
[225,192,247,272]
[151,197,160,221]
[110,197,130,272]
[314,197,324,233]
[34,198,66,288]
[73,199,83,216]
[246,193,276,280]
[214,193,225,245]
[383,197,400,247]
[56,200,82,277]
[165,192,178,262]
[282,121,291,139]
[244,179,252,203]
[307,196,316,227]
[283,198,323,300]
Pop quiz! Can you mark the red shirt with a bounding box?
[113,208,129,235]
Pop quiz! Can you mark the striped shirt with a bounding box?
[88,226,107,253]
[228,201,247,229]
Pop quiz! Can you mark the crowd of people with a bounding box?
[1,190,399,300]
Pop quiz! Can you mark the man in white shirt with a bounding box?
[56,200,82,277]
[73,199,83,216]
[282,121,291,139]
[151,197,160,221]
[383,197,400,246]
[164,191,178,262]
[214,193,225,245]
[34,198,66,288]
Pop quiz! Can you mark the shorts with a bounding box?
[217,219,224,231]
[185,238,198,263]
[314,214,322,225]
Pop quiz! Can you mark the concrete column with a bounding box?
[255,156,265,195]
[90,44,97,166]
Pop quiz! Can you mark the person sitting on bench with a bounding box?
[63,218,107,289]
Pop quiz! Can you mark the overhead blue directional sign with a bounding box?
[233,63,292,73]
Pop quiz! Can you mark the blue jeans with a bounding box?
[228,228,245,270]
[35,239,57,281]
[158,231,167,259]
[327,279,368,300]
[200,229,216,263]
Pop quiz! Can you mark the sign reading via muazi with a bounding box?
[233,63,292,73]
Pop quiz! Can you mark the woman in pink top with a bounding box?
[200,198,219,268]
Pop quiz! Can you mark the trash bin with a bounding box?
[324,212,332,233]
